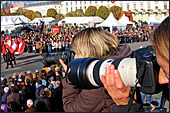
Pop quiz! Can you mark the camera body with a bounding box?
[66,46,160,94]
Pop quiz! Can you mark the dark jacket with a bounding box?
[7,93,21,106]
[62,44,133,112]
[25,105,38,112]
[1,92,10,103]
[35,85,46,98]
[34,96,50,112]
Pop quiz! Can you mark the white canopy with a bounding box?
[118,14,134,26]
[159,16,167,23]
[97,13,125,33]
[15,17,23,24]
[6,17,15,25]
[31,17,55,25]
[1,15,31,23]
[58,16,104,26]
[1,17,8,26]
[147,16,160,25]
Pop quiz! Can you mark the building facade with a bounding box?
[23,1,61,16]
[2,1,169,22]
[61,1,169,21]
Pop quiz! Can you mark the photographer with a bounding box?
[101,17,169,112]
[59,27,133,112]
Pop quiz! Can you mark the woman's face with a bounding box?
[156,53,169,84]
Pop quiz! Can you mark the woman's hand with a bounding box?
[101,64,131,105]
[59,59,67,72]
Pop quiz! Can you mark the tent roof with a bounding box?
[6,17,15,25]
[118,14,134,25]
[15,17,23,24]
[97,13,125,27]
[147,15,160,24]
[58,16,103,25]
[159,16,167,23]
[1,17,8,26]
[1,15,31,23]
[31,17,55,24]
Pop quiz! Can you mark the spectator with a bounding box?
[1,87,10,104]
[7,86,21,112]
[25,99,38,112]
[1,103,10,112]
[34,89,50,112]
[35,80,46,98]
[59,27,132,112]
[35,73,47,88]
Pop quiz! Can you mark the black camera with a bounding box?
[41,48,75,67]
[65,46,161,94]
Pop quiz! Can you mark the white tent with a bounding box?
[1,15,31,23]
[1,17,8,26]
[31,17,55,25]
[118,14,134,26]
[97,13,125,33]
[58,16,104,26]
[15,17,23,24]
[6,17,15,25]
[147,16,160,25]
[159,16,167,23]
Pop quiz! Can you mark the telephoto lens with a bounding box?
[66,57,137,89]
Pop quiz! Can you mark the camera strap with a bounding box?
[65,65,72,85]
[127,79,139,112]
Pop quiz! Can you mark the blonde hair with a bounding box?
[151,16,169,62]
[71,27,119,59]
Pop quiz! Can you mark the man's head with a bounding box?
[4,87,9,93]
[27,99,33,108]
[37,80,42,86]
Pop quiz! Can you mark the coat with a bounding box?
[25,105,38,112]
[62,44,133,112]
[34,96,50,112]
[7,93,21,106]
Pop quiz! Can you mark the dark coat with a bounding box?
[35,85,46,98]
[1,92,10,103]
[7,93,21,112]
[34,96,50,112]
[62,44,133,112]
[25,105,38,112]
[7,93,21,106]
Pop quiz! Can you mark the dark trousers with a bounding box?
[6,59,13,68]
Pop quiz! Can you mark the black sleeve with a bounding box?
[111,103,142,112]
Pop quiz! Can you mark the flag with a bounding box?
[5,35,12,49]
[19,36,22,42]
[19,39,25,54]
[1,39,7,54]
[10,39,20,54]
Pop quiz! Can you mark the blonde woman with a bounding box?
[59,27,132,112]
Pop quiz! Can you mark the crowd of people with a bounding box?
[1,66,64,112]
[1,16,169,112]
[2,23,154,54]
